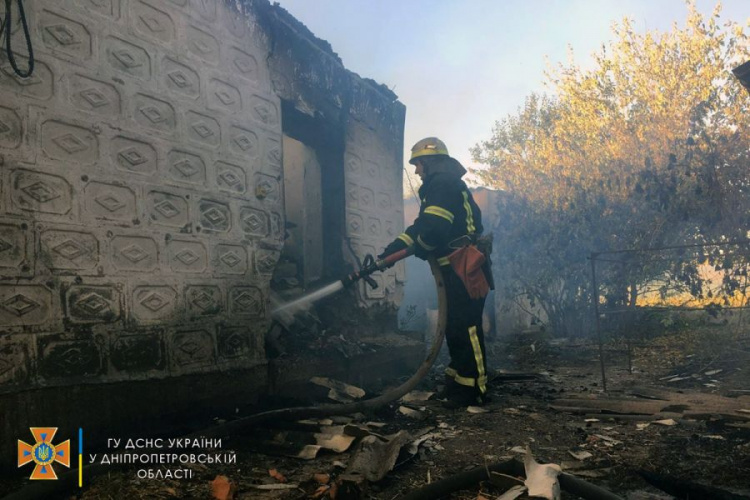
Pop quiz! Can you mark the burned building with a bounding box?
[0,0,408,466]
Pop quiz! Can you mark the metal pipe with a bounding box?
[590,254,607,392]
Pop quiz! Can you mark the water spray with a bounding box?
[272,247,414,317]
[187,255,447,433]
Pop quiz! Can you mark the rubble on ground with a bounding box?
[63,334,750,499]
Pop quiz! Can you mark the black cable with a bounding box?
[3,0,34,78]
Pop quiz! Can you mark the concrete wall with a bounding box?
[267,4,406,306]
[0,0,406,462]
[344,119,405,304]
[0,0,284,394]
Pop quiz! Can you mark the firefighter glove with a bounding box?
[378,239,407,261]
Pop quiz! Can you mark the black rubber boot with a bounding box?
[479,391,492,405]
[438,375,459,398]
[442,385,483,409]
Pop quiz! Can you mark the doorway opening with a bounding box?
[272,100,345,295]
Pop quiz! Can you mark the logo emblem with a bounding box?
[18,427,70,480]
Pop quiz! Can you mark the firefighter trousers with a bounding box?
[441,264,488,395]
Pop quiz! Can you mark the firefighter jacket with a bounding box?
[382,157,483,264]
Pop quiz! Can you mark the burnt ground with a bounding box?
[4,328,750,500]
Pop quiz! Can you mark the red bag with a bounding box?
[447,245,490,299]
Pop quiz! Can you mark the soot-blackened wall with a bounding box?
[0,0,405,466]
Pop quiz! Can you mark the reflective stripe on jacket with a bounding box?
[400,172,484,259]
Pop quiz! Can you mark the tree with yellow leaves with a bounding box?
[473,2,750,335]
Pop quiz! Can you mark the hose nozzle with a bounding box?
[343,247,414,289]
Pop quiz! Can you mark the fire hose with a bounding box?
[3,251,624,500]
[399,459,624,500]
[2,250,444,500]
[185,247,444,436]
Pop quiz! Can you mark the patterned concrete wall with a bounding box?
[264,5,406,307]
[344,119,405,305]
[0,0,285,392]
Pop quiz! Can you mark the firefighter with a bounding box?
[380,137,491,407]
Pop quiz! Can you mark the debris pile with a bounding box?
[56,343,750,500]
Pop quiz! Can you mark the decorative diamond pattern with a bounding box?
[3,294,40,316]
[233,57,253,74]
[257,180,274,197]
[76,293,110,315]
[219,251,241,268]
[121,244,148,263]
[347,158,361,173]
[22,181,61,203]
[192,123,214,138]
[218,171,241,187]
[53,133,88,154]
[80,89,109,108]
[1,66,42,86]
[233,135,253,151]
[242,213,263,232]
[139,15,164,33]
[174,159,198,178]
[0,238,12,253]
[191,39,211,54]
[118,148,147,166]
[168,70,190,88]
[95,195,125,212]
[53,239,88,260]
[215,91,235,106]
[254,104,270,123]
[233,291,256,310]
[154,200,180,219]
[140,292,168,312]
[178,339,201,356]
[175,249,199,266]
[141,106,166,124]
[190,291,213,311]
[271,214,283,235]
[45,24,78,45]
[223,333,243,351]
[55,347,91,371]
[0,121,10,134]
[347,188,359,205]
[113,50,142,68]
[268,147,281,164]
[257,254,276,273]
[0,358,12,377]
[203,208,226,226]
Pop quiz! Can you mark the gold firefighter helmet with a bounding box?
[409,137,449,165]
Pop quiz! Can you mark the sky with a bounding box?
[275,0,749,186]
